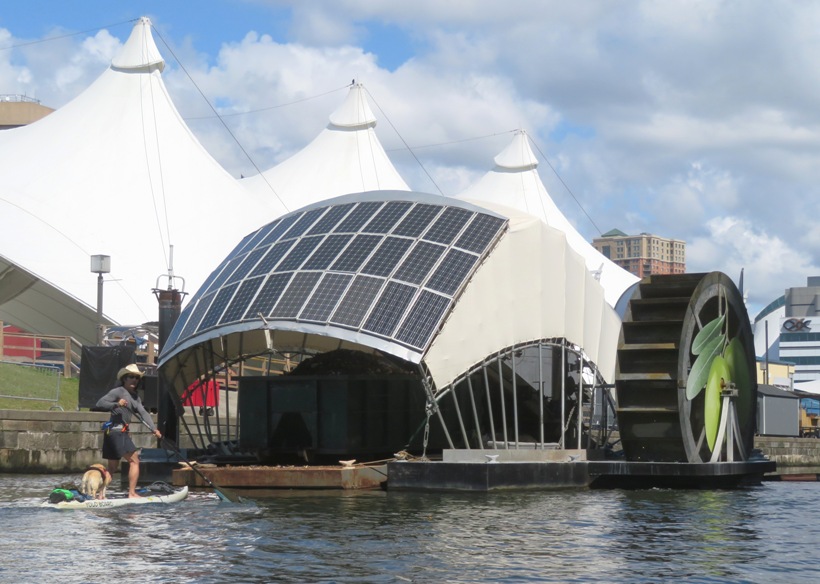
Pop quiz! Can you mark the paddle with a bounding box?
[134,414,245,503]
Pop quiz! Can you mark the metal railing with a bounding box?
[0,323,82,378]
[0,94,41,104]
[0,361,63,410]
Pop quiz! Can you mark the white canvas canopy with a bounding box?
[424,200,620,386]
[455,130,638,308]
[0,254,111,347]
[0,18,281,327]
[241,83,409,216]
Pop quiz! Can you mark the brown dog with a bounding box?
[80,463,112,499]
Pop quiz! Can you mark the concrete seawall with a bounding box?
[0,409,204,473]
[0,410,159,472]
[755,436,820,469]
[0,410,818,473]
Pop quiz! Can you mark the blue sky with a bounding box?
[0,2,419,70]
[1,2,282,51]
[0,1,819,319]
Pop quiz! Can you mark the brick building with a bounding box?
[591,229,685,278]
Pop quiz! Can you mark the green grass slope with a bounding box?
[0,361,79,411]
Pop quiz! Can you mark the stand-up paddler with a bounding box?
[96,364,162,498]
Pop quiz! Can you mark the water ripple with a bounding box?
[2,475,820,582]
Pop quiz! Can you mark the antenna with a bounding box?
[155,244,186,292]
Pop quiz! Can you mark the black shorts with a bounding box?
[102,431,138,460]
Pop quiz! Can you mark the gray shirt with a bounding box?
[95,385,157,432]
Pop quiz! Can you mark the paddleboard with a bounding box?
[42,485,188,509]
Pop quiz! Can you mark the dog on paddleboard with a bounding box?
[80,463,112,499]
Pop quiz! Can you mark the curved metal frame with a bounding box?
[423,338,613,452]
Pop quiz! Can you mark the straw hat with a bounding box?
[116,363,143,380]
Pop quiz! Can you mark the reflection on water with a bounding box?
[1,474,819,583]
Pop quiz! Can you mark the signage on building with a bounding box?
[782,318,812,332]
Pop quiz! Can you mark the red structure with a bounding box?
[1,324,41,358]
[181,379,220,409]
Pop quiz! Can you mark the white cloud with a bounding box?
[688,216,820,316]
[157,26,561,185]
[648,162,739,232]
[0,28,118,106]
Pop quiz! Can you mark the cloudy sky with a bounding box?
[1,1,818,319]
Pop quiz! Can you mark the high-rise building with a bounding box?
[778,276,820,385]
[591,229,685,278]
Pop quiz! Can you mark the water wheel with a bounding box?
[615,272,757,463]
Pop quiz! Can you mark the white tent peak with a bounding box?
[0,16,273,326]
[241,82,409,216]
[111,16,165,73]
[456,130,639,307]
[328,83,376,129]
[494,129,538,171]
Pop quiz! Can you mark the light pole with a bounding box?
[90,255,110,345]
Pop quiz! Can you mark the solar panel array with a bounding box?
[165,198,507,354]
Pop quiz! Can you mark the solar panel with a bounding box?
[170,195,508,356]
[249,240,296,277]
[198,283,239,331]
[395,290,451,349]
[334,201,383,232]
[330,234,381,272]
[204,254,245,295]
[299,273,353,322]
[219,276,265,324]
[245,272,293,319]
[392,203,441,238]
[302,234,353,270]
[191,258,230,304]
[259,213,300,247]
[226,246,268,285]
[307,203,354,235]
[362,237,413,277]
[281,208,325,239]
[393,241,445,285]
[270,272,322,318]
[275,236,323,271]
[455,214,506,253]
[363,281,417,337]
[424,207,472,245]
[237,218,281,256]
[227,228,264,261]
[425,249,478,295]
[363,201,412,233]
[330,275,385,328]
[177,291,216,342]
[166,308,191,346]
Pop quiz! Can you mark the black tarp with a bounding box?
[141,374,159,413]
[78,345,136,409]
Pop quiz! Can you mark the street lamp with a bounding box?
[90,254,110,345]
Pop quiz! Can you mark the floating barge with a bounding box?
[387,451,776,491]
[163,448,775,492]
[171,462,387,491]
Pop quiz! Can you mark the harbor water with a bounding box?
[1,473,818,583]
